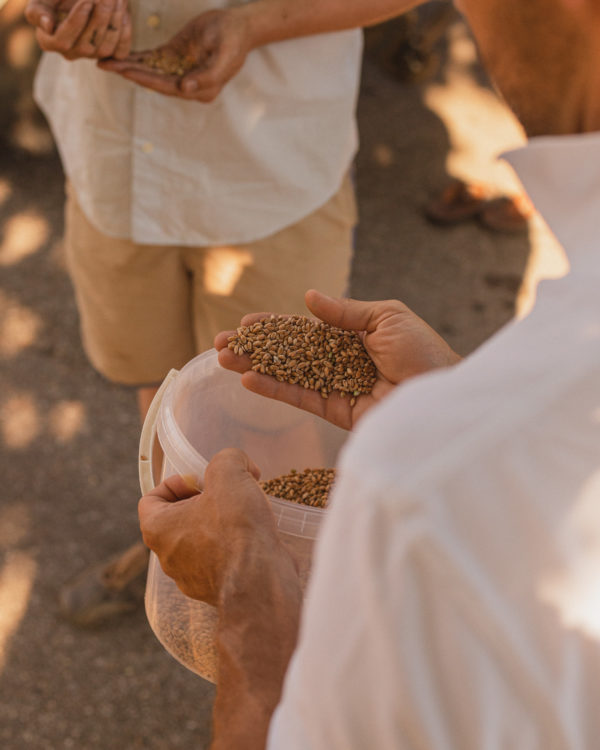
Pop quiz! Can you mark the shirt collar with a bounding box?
[503,131,600,273]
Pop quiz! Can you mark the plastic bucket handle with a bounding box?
[139,368,179,495]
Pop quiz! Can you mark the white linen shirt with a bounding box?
[33,1,362,246]
[269,132,600,749]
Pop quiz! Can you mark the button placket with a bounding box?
[146,13,160,29]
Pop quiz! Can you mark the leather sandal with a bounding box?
[479,194,535,233]
[59,542,149,627]
[424,179,492,225]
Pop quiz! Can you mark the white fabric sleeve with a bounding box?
[267,470,427,750]
[267,465,564,749]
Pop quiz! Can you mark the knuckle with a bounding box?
[79,42,96,56]
[97,42,114,57]
[36,36,53,51]
[217,446,242,462]
[54,40,71,53]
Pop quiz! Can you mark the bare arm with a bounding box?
[239,0,427,46]
[212,542,302,750]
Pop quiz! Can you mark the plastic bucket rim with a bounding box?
[154,349,328,540]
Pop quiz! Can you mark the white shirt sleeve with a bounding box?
[268,469,437,750]
[267,464,571,750]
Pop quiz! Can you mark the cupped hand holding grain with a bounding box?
[215,289,461,431]
[98,7,253,102]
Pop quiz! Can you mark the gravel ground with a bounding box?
[0,9,561,749]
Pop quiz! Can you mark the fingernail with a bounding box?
[40,14,52,31]
[182,79,197,93]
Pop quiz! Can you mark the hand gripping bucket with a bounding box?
[138,349,348,683]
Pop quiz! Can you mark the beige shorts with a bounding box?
[64,176,357,385]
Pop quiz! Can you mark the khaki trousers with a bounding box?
[64,176,357,385]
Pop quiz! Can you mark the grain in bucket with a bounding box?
[139,349,348,683]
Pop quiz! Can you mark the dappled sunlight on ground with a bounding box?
[0,503,35,675]
[0,211,49,266]
[48,400,87,444]
[0,550,37,672]
[1,0,54,155]
[1,392,41,449]
[10,110,55,154]
[0,389,88,448]
[0,291,43,356]
[6,24,36,68]
[0,501,37,674]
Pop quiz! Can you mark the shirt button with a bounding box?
[147,14,161,28]
[141,141,154,154]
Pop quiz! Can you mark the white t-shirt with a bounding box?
[34,0,362,246]
[269,132,600,749]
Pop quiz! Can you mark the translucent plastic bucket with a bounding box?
[138,349,348,683]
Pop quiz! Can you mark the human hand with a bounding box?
[215,289,462,431]
[97,8,254,102]
[25,0,132,60]
[139,448,297,607]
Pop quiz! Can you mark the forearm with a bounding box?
[211,540,303,750]
[237,0,426,49]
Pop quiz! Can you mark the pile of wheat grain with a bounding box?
[228,315,376,406]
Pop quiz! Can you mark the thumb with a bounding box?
[204,448,261,491]
[180,40,245,96]
[25,0,55,32]
[143,474,201,504]
[180,66,221,95]
[138,474,200,539]
[305,289,384,334]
